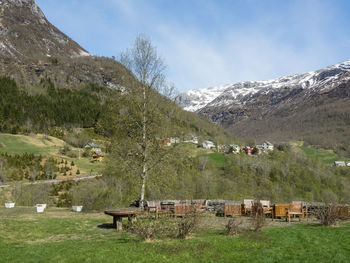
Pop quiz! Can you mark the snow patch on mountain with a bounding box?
[175,85,230,112]
[175,60,350,112]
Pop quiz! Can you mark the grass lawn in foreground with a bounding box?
[1,207,350,262]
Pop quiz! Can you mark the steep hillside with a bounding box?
[0,0,234,149]
[176,61,350,156]
[0,0,129,89]
[0,0,88,60]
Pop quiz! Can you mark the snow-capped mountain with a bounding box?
[176,60,350,112]
[176,60,350,149]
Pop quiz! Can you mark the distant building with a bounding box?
[217,145,227,152]
[91,151,104,162]
[185,135,198,144]
[169,137,180,144]
[157,139,171,146]
[262,141,274,151]
[244,146,253,155]
[84,142,102,153]
[255,145,263,154]
[203,141,215,149]
[334,161,346,167]
[85,142,99,148]
[218,144,241,154]
[230,145,241,154]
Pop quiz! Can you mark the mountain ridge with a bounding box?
[175,59,350,112]
[175,60,350,156]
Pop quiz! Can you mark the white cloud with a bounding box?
[36,0,350,93]
[154,0,343,92]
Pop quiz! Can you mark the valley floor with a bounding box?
[1,207,350,262]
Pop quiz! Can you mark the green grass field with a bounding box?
[1,207,350,262]
[208,152,226,168]
[0,133,104,176]
[0,133,62,156]
[299,145,347,164]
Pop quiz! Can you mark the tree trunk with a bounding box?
[139,84,148,210]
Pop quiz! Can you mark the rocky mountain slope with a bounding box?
[176,61,350,155]
[176,60,350,112]
[0,0,129,89]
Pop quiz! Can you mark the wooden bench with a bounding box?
[146,201,170,218]
[174,203,202,217]
[336,206,350,219]
[224,203,242,217]
[273,204,289,219]
[286,203,305,223]
[174,204,191,217]
[260,200,273,218]
[243,199,254,215]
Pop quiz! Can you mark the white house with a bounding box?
[202,141,215,149]
[262,141,274,151]
[169,137,180,144]
[217,145,226,152]
[84,142,102,153]
[185,135,198,144]
[230,144,240,154]
[334,161,346,167]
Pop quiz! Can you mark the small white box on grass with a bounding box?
[72,206,83,212]
[35,204,46,213]
[5,203,15,208]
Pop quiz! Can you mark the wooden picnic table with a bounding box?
[104,208,140,230]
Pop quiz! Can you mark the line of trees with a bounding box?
[0,77,107,134]
[0,153,58,182]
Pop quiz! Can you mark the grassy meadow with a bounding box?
[0,133,63,156]
[207,153,226,168]
[1,207,350,263]
[298,145,346,164]
[0,133,103,177]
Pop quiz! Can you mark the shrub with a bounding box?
[250,201,265,232]
[315,203,338,226]
[71,177,123,211]
[226,217,243,235]
[60,145,71,156]
[82,149,90,157]
[12,184,53,206]
[177,204,200,239]
[57,192,72,207]
[127,218,177,241]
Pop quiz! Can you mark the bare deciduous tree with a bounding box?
[119,35,167,207]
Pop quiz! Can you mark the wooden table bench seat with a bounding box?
[104,209,140,230]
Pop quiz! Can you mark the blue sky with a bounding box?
[36,0,350,92]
